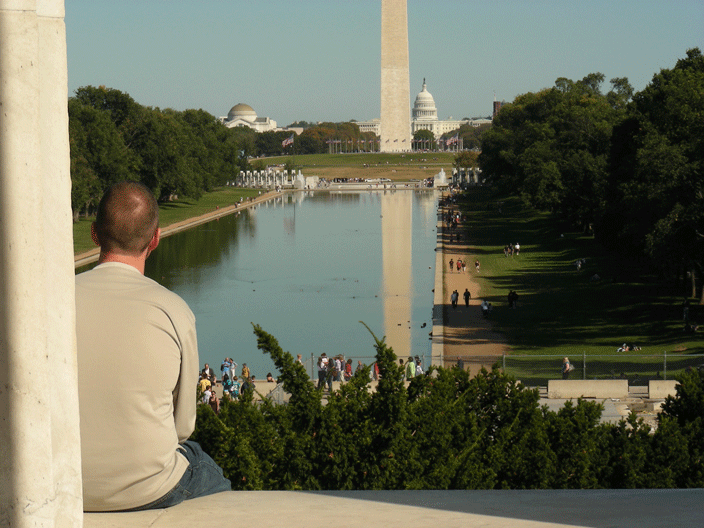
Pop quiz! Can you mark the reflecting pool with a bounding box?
[143,189,439,378]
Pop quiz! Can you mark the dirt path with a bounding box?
[440,194,509,375]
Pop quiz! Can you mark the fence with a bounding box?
[502,353,704,387]
[263,352,704,403]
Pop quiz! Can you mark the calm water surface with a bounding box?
[143,189,439,378]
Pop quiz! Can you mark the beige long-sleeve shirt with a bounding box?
[76,262,199,511]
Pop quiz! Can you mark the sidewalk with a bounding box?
[436,192,509,372]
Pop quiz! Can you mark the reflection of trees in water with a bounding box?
[146,211,256,289]
[145,190,437,291]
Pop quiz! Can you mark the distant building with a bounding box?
[493,99,507,119]
[356,80,491,140]
[357,118,381,135]
[219,103,278,132]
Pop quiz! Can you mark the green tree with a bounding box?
[458,122,491,150]
[543,400,608,488]
[659,367,704,488]
[68,98,138,217]
[73,85,142,133]
[480,74,630,231]
[454,151,479,173]
[132,108,202,201]
[413,129,434,150]
[600,48,704,300]
[192,325,704,490]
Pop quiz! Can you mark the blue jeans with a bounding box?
[124,440,231,511]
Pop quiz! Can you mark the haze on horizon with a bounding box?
[66,1,703,126]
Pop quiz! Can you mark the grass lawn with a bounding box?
[262,152,457,181]
[73,187,260,254]
[458,187,703,381]
[263,152,456,168]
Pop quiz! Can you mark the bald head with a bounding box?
[94,181,159,256]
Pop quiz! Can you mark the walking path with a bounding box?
[437,192,509,373]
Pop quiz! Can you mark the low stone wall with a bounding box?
[648,380,678,399]
[547,380,629,400]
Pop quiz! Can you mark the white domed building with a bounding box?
[412,79,438,124]
[219,103,278,132]
[357,79,491,141]
[410,79,486,137]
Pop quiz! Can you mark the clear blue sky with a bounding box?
[66,0,704,126]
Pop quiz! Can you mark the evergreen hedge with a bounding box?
[192,324,704,489]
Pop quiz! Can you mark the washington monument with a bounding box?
[380,0,412,152]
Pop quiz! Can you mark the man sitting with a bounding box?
[75,181,230,511]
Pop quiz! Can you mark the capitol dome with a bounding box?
[412,79,438,121]
[227,103,257,121]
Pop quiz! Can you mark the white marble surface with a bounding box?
[84,489,704,528]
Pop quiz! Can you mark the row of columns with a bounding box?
[235,169,304,189]
[0,1,83,526]
[452,167,482,185]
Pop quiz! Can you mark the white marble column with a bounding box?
[0,1,83,526]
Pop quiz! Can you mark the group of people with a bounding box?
[198,361,252,413]
[450,288,472,309]
[448,257,467,273]
[448,257,480,274]
[315,354,428,389]
[616,343,642,352]
[400,356,425,379]
[316,353,360,390]
[503,242,520,257]
[200,360,285,414]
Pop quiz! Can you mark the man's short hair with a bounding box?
[95,181,159,255]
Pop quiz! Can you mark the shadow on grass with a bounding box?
[460,187,704,356]
[159,200,197,210]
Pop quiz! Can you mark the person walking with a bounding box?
[451,290,459,309]
[562,357,573,380]
[463,288,471,307]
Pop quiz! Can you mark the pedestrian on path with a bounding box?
[562,357,573,379]
[451,290,459,309]
[449,258,454,273]
[463,288,471,307]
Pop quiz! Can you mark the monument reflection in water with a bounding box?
[145,190,438,379]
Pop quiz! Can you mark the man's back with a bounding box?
[76,262,199,511]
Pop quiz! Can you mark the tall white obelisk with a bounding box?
[380,0,412,152]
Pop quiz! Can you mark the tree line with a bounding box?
[68,86,382,219]
[69,86,248,218]
[479,48,704,302]
[192,325,704,490]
